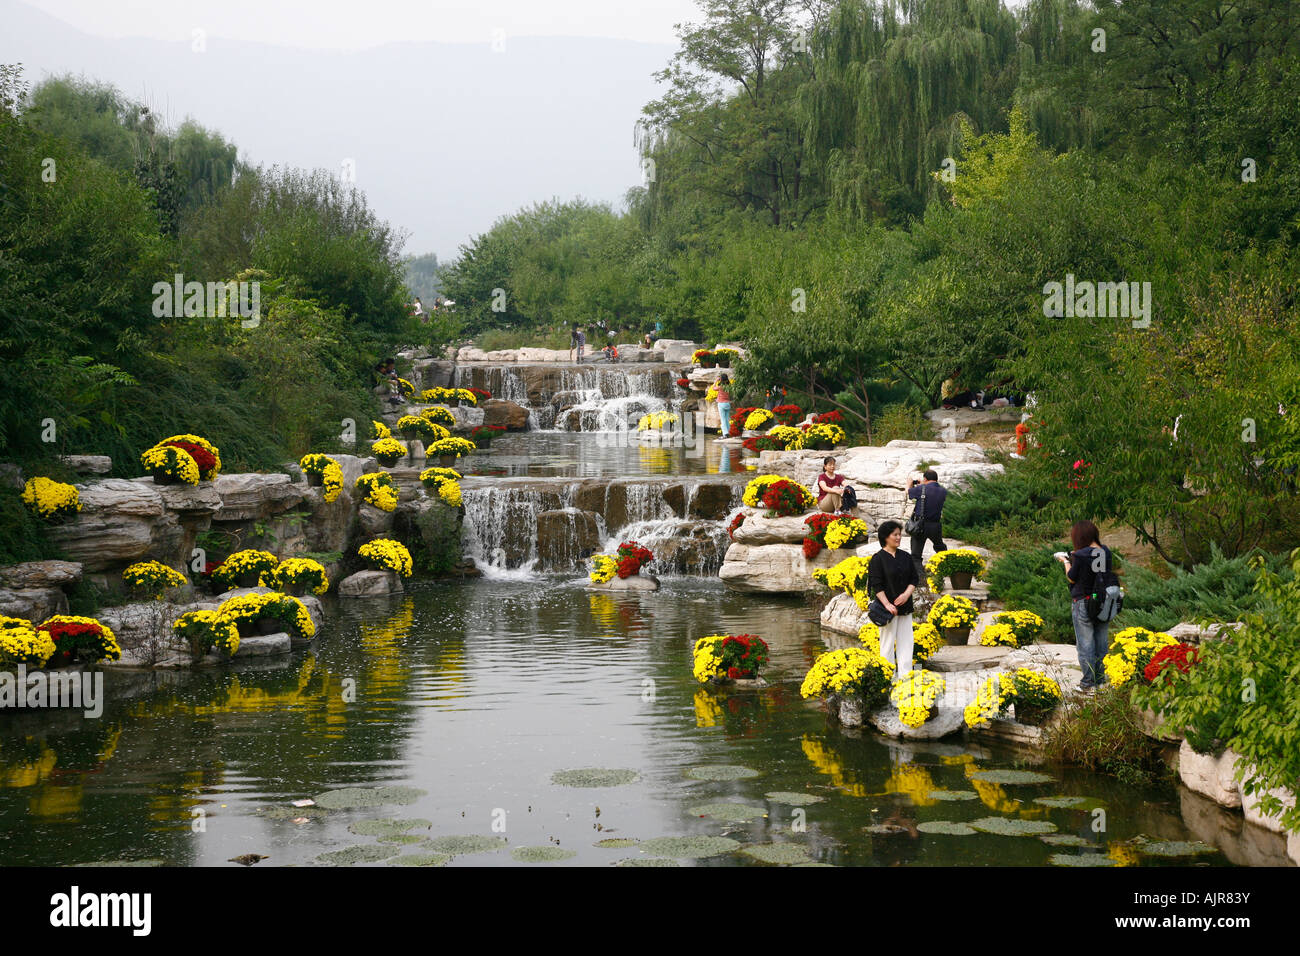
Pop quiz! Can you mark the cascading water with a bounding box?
[460,484,560,578]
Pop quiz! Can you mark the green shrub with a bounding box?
[1043,686,1168,786]
[0,487,61,565]
[412,503,462,575]
[872,402,931,444]
[1120,546,1291,632]
[984,543,1075,641]
[944,466,1061,550]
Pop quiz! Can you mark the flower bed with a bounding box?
[36,615,121,664]
[21,477,81,521]
[260,558,330,596]
[858,621,944,663]
[210,549,279,591]
[742,473,813,517]
[422,406,456,429]
[354,472,398,512]
[358,538,414,577]
[173,610,240,659]
[122,560,187,599]
[890,669,945,728]
[141,444,200,484]
[772,404,803,426]
[299,453,344,503]
[798,422,845,450]
[991,609,1044,646]
[692,633,769,683]
[153,434,222,480]
[744,408,774,432]
[964,669,1062,728]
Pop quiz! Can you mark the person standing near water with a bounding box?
[568,323,579,362]
[868,520,919,678]
[714,374,732,438]
[1057,519,1114,693]
[575,326,586,363]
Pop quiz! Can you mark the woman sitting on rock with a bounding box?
[816,456,852,513]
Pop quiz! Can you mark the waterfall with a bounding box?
[454,363,676,432]
[460,485,562,577]
[601,517,731,577]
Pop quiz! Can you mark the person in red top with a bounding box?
[816,456,846,513]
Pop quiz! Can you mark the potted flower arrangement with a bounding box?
[692,633,770,683]
[372,419,393,439]
[991,609,1044,646]
[210,549,279,591]
[927,594,978,645]
[1102,627,1179,687]
[355,472,398,512]
[692,348,716,369]
[743,408,775,432]
[978,622,1021,649]
[470,424,506,448]
[299,453,344,502]
[766,425,805,449]
[20,477,81,522]
[890,669,946,728]
[799,422,846,451]
[727,512,745,540]
[419,386,451,403]
[422,406,456,429]
[420,466,463,507]
[861,621,945,663]
[371,436,406,467]
[259,557,329,597]
[454,388,478,407]
[924,548,986,591]
[637,411,677,432]
[173,609,240,661]
[615,540,653,577]
[396,377,416,399]
[811,553,873,609]
[428,435,477,468]
[1,616,56,668]
[742,474,814,517]
[36,615,121,665]
[801,513,869,559]
[468,386,492,403]
[772,403,803,426]
[122,560,188,599]
[217,591,315,643]
[396,414,440,442]
[676,377,691,389]
[964,669,1062,728]
[358,538,414,577]
[140,443,200,485]
[713,347,739,369]
[151,434,222,481]
[800,646,895,721]
[589,554,618,584]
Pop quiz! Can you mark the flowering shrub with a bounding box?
[428,436,477,459]
[37,615,121,663]
[371,437,406,463]
[744,408,774,431]
[692,633,769,682]
[912,623,945,661]
[122,560,187,598]
[217,592,314,640]
[728,406,758,437]
[800,646,894,705]
[766,425,805,449]
[927,594,978,630]
[141,444,199,484]
[396,377,416,398]
[422,406,456,428]
[420,467,463,507]
[1103,627,1178,687]
[637,411,677,431]
[358,538,414,577]
[355,472,398,512]
[0,617,56,667]
[812,554,873,608]
[1143,642,1199,685]
[173,610,240,658]
[468,386,492,402]
[742,435,787,453]
[890,669,945,727]
[742,474,785,507]
[210,549,279,591]
[691,348,714,364]
[964,672,1014,728]
[372,419,392,439]
[615,541,653,578]
[727,512,746,540]
[802,513,867,558]
[811,410,843,425]
[799,422,846,449]
[992,610,1044,646]
[299,454,344,503]
[260,558,329,595]
[760,478,814,517]
[396,414,442,441]
[589,554,618,584]
[713,347,740,363]
[772,404,803,426]
[978,623,1020,648]
[154,434,222,480]
[21,477,81,521]
[924,548,987,589]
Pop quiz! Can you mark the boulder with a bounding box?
[589,573,660,591]
[820,592,867,636]
[868,699,966,739]
[0,587,67,622]
[338,570,404,597]
[0,560,83,590]
[233,632,293,657]
[1177,741,1243,809]
[213,473,304,522]
[653,339,698,364]
[1165,621,1242,643]
[481,399,530,431]
[412,358,455,389]
[731,513,814,545]
[45,479,167,571]
[719,541,869,593]
[688,481,739,520]
[536,509,603,570]
[59,455,112,475]
[649,524,728,575]
[357,502,396,539]
[758,440,1002,495]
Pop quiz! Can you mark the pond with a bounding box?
[0,577,1222,867]
[459,430,746,479]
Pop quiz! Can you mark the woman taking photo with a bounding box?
[868,520,919,677]
[1057,519,1113,692]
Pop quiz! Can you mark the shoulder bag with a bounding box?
[903,487,926,536]
[866,553,898,626]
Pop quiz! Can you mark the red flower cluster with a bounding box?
[729,406,758,438]
[468,387,492,402]
[801,512,837,559]
[742,435,785,453]
[202,561,224,576]
[38,620,104,649]
[1143,643,1200,684]
[772,403,803,426]
[165,439,217,475]
[760,479,809,517]
[811,410,843,425]
[727,512,746,540]
[471,424,506,438]
[676,377,691,388]
[615,540,653,578]
[720,634,769,676]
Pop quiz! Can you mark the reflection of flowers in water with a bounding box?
[801,735,869,797]
[1,742,57,789]
[638,445,676,474]
[358,598,415,696]
[1107,842,1141,867]
[694,689,724,728]
[588,593,639,633]
[3,723,124,820]
[961,762,1050,818]
[884,763,938,807]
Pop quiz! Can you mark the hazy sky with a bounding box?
[23,0,704,48]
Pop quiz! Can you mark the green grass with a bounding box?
[1043,686,1169,786]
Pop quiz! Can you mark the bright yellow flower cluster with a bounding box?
[437,480,462,507]
[992,609,1044,645]
[1103,626,1178,687]
[0,618,56,667]
[890,669,945,728]
[429,436,477,458]
[692,635,727,683]
[964,673,1015,728]
[913,623,944,661]
[153,434,222,479]
[355,473,398,512]
[21,477,81,521]
[1011,668,1063,710]
[824,517,869,550]
[589,554,618,584]
[420,386,476,405]
[979,623,1020,648]
[704,383,719,402]
[744,408,774,431]
[396,377,415,397]
[212,549,278,589]
[924,548,986,589]
[422,406,456,428]
[359,538,413,577]
[800,646,894,700]
[812,554,873,608]
[637,411,677,431]
[802,423,846,446]
[216,592,315,639]
[927,594,978,630]
[372,437,406,460]
[38,615,121,662]
[372,420,392,439]
[172,609,240,657]
[300,453,344,503]
[122,560,187,598]
[767,425,805,449]
[260,558,329,595]
[420,466,463,507]
[140,444,199,484]
[742,474,786,506]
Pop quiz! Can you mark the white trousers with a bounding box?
[879,613,914,678]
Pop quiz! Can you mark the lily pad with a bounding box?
[794,861,835,867]
[765,792,826,806]
[1033,796,1091,808]
[551,768,639,788]
[616,857,679,867]
[1040,834,1093,847]
[388,852,451,867]
[1050,852,1117,867]
[927,790,979,801]
[684,765,760,781]
[968,770,1054,786]
[259,805,329,821]
[916,820,977,835]
[687,803,767,822]
[742,843,813,865]
[315,844,401,866]
[1139,840,1216,857]
[970,817,1058,836]
[348,818,432,837]
[313,786,426,810]
[636,836,741,859]
[424,834,509,855]
[511,846,577,863]
[864,823,911,835]
[594,838,640,848]
[378,834,430,846]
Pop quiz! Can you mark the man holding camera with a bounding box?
[906,470,948,580]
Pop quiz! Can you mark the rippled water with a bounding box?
[459,431,747,478]
[0,579,1225,867]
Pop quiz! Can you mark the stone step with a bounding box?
[926,645,1013,672]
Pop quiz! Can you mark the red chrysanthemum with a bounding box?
[165,440,216,475]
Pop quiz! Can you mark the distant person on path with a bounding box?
[714,374,732,438]
[643,332,653,350]
[575,326,586,363]
[816,456,848,513]
[569,324,580,362]
[1058,520,1114,693]
[906,470,947,578]
[868,520,919,679]
[412,297,424,317]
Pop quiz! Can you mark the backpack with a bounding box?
[841,484,857,511]
[1084,548,1124,623]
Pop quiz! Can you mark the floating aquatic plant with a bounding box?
[594,838,640,848]
[684,765,760,781]
[1139,840,1215,857]
[1050,852,1117,867]
[616,857,679,867]
[1040,833,1093,847]
[970,817,1058,836]
[424,834,509,855]
[636,836,740,858]
[764,792,826,806]
[313,786,426,810]
[378,834,431,846]
[864,823,911,835]
[511,846,577,863]
[927,790,979,801]
[916,821,977,835]
[687,803,767,822]
[741,843,813,865]
[315,844,401,866]
[388,853,451,867]
[551,768,639,788]
[968,770,1054,785]
[1033,796,1092,808]
[348,818,432,837]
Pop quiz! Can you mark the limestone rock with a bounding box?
[653,339,699,364]
[820,592,867,636]
[588,573,660,591]
[651,524,728,575]
[234,633,293,657]
[868,699,966,739]
[45,479,166,571]
[481,399,529,431]
[926,645,1013,672]
[338,570,404,597]
[0,587,67,622]
[0,560,83,590]
[731,513,816,545]
[1165,621,1242,643]
[758,440,1002,496]
[1238,764,1296,834]
[719,541,869,594]
[59,455,112,475]
[357,502,396,539]
[536,509,603,570]
[214,473,304,522]
[1177,741,1243,809]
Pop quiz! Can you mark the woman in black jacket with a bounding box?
[868,520,920,679]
